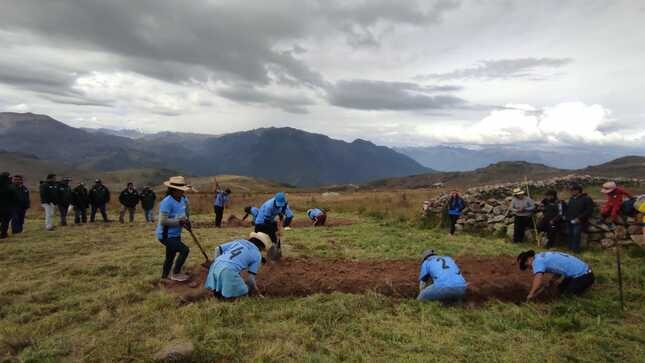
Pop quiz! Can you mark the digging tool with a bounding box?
[184,225,212,267]
[588,221,625,310]
[524,177,540,247]
[267,237,282,261]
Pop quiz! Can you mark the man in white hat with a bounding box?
[156,176,193,282]
[600,181,632,224]
[510,188,535,243]
[205,232,270,299]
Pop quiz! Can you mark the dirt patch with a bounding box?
[161,255,559,304]
[190,215,356,229]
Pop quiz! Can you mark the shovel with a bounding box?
[184,225,212,268]
[267,237,282,261]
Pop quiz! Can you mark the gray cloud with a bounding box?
[416,57,573,81]
[327,80,465,111]
[218,86,315,114]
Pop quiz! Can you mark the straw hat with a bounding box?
[163,176,191,191]
[249,232,272,249]
[601,181,616,194]
[512,188,525,196]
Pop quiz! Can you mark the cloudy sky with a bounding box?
[1,0,644,147]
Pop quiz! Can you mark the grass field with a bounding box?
[1,207,644,362]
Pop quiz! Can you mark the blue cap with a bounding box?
[274,192,287,207]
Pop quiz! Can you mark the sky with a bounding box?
[1,0,644,148]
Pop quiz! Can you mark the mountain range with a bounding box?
[0,112,429,186]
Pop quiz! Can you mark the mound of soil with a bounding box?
[190,215,355,229]
[161,256,559,304]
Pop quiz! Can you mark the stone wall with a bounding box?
[427,175,644,248]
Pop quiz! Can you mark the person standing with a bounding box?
[0,172,18,239]
[446,190,466,235]
[510,188,535,243]
[417,249,468,302]
[119,182,139,223]
[71,182,90,224]
[140,186,156,223]
[156,176,192,282]
[57,177,73,226]
[10,174,30,234]
[537,190,566,248]
[213,178,231,228]
[89,179,110,222]
[40,174,58,231]
[254,192,288,244]
[599,181,632,225]
[565,184,594,253]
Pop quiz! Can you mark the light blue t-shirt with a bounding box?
[254,197,286,225]
[418,256,467,288]
[285,206,293,219]
[532,252,589,278]
[248,207,259,220]
[156,195,188,240]
[214,191,229,207]
[215,239,262,274]
[307,208,323,220]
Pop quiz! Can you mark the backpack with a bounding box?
[634,195,645,214]
[620,196,639,217]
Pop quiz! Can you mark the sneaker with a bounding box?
[284,227,292,231]
[170,273,190,282]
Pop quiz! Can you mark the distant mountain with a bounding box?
[396,145,645,171]
[0,112,428,186]
[578,156,645,179]
[81,127,147,139]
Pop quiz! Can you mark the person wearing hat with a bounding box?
[89,179,111,222]
[39,174,59,231]
[57,177,73,226]
[417,249,467,302]
[139,186,157,223]
[71,181,90,224]
[156,176,193,281]
[510,188,535,243]
[119,182,140,223]
[205,231,269,299]
[517,250,594,301]
[254,192,288,244]
[306,208,327,227]
[0,172,18,239]
[242,205,260,226]
[565,184,594,253]
[537,190,567,248]
[212,178,231,228]
[600,181,632,225]
[10,174,30,234]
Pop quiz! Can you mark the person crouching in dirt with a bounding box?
[156,176,193,282]
[447,190,465,235]
[417,249,467,302]
[306,208,327,226]
[600,181,632,226]
[517,250,594,301]
[254,192,288,244]
[242,206,259,226]
[205,232,270,299]
[537,190,566,248]
[510,188,535,243]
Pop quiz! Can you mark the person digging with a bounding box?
[417,249,468,302]
[156,176,194,282]
[517,250,594,302]
[306,208,327,227]
[204,232,271,299]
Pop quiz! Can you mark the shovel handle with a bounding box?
[185,226,210,262]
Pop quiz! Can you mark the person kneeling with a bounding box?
[417,249,467,302]
[517,250,594,301]
[205,232,271,299]
[307,208,327,226]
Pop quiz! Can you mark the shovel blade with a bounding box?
[268,245,282,261]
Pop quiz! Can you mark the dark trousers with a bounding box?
[538,218,561,248]
[214,205,224,227]
[448,214,459,235]
[75,208,87,224]
[11,208,27,234]
[90,204,108,222]
[559,272,594,295]
[159,237,190,279]
[0,211,10,238]
[314,214,327,226]
[513,216,531,243]
[58,205,69,226]
[283,216,293,227]
[567,223,583,253]
[255,222,278,243]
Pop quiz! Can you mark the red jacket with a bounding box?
[601,187,632,222]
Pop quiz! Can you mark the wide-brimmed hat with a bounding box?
[601,181,617,194]
[512,188,525,196]
[249,232,272,249]
[163,176,192,191]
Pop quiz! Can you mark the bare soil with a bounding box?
[161,255,559,305]
[190,215,355,229]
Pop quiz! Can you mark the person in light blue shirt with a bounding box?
[254,192,288,243]
[242,206,260,226]
[517,250,594,301]
[213,178,231,228]
[417,249,467,302]
[205,232,271,299]
[306,208,327,226]
[156,176,193,282]
[283,205,294,229]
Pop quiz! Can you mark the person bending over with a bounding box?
[306,208,327,227]
[254,192,288,244]
[417,249,467,302]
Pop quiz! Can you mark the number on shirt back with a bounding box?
[436,257,461,275]
[229,247,243,259]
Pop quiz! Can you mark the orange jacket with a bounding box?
[601,187,632,222]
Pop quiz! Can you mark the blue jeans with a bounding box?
[417,284,467,302]
[567,223,583,253]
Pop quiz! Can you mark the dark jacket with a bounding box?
[140,189,156,210]
[57,183,73,207]
[39,181,59,204]
[0,175,18,213]
[540,198,566,223]
[89,184,110,205]
[71,185,90,209]
[565,193,594,223]
[14,184,30,210]
[447,196,466,216]
[119,188,140,208]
